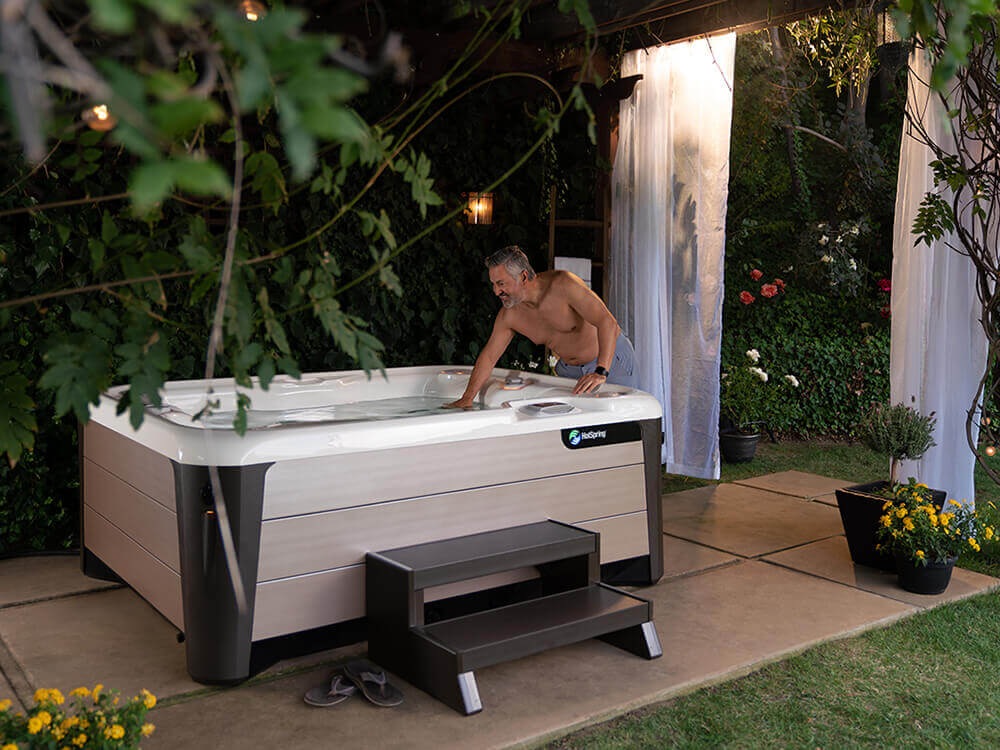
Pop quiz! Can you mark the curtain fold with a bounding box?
[609,35,735,479]
[890,47,989,505]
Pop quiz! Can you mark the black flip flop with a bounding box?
[343,660,404,707]
[303,674,358,707]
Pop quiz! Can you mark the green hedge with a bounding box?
[722,289,890,437]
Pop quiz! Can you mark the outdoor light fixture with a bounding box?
[239,0,266,21]
[82,104,117,131]
[465,192,493,225]
[987,446,996,457]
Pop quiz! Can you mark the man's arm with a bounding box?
[561,274,621,394]
[444,314,515,408]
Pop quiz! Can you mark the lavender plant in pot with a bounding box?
[836,401,941,571]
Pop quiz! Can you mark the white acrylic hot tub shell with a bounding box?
[80,366,663,680]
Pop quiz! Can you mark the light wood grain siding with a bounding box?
[84,460,180,572]
[83,505,184,628]
[261,431,643,519]
[83,422,176,511]
[575,511,651,562]
[257,465,646,581]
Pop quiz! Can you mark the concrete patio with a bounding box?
[2,472,997,749]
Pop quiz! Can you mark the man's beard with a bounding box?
[500,294,521,308]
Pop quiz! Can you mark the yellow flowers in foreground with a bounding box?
[0,684,156,749]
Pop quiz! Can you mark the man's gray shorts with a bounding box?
[554,332,639,390]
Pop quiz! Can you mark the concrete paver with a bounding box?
[733,470,856,499]
[814,492,839,507]
[663,483,844,557]
[661,535,740,580]
[0,671,17,707]
[0,555,120,609]
[763,535,1000,608]
[0,586,363,704]
[145,560,916,750]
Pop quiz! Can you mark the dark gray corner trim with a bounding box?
[172,461,273,684]
[639,417,664,584]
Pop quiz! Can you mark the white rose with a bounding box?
[851,224,860,235]
[848,258,857,270]
[784,374,800,388]
[749,367,768,382]
[835,236,843,244]
[528,361,539,369]
[746,349,760,363]
[821,255,833,263]
[548,354,559,369]
[819,235,829,246]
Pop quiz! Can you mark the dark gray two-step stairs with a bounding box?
[366,520,662,715]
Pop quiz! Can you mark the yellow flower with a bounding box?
[2,744,18,750]
[92,684,103,700]
[882,500,893,511]
[33,689,49,704]
[69,687,90,699]
[110,724,125,740]
[929,514,938,527]
[52,728,65,741]
[47,690,64,705]
[916,550,926,559]
[0,699,10,712]
[881,514,892,528]
[61,716,79,730]
[37,710,52,726]
[917,483,928,488]
[28,716,44,734]
[896,507,908,518]
[903,518,915,532]
[72,734,87,748]
[141,689,156,710]
[986,527,995,540]
[79,720,89,730]
[141,723,156,737]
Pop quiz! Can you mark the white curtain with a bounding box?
[890,47,989,505]
[609,35,735,479]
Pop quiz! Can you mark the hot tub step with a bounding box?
[366,520,661,715]
[368,520,598,589]
[415,583,657,672]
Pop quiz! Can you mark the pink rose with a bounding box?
[878,278,891,292]
[739,291,755,305]
[774,278,786,290]
[760,283,778,298]
[750,269,763,281]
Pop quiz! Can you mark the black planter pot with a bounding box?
[834,481,947,572]
[895,553,957,595]
[719,430,759,463]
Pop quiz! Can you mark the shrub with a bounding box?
[859,401,936,483]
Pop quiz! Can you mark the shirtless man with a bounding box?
[445,246,638,409]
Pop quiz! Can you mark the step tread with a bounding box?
[415,584,650,671]
[371,521,596,588]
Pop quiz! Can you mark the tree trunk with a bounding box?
[769,27,805,204]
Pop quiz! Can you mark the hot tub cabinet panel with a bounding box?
[80,366,664,684]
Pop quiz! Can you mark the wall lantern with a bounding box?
[239,0,266,21]
[465,192,494,225]
[82,104,117,131]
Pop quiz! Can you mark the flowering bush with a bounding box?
[876,479,994,565]
[804,218,870,295]
[0,685,155,749]
[736,267,787,306]
[720,349,800,432]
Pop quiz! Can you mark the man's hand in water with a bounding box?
[573,372,607,394]
[443,399,476,409]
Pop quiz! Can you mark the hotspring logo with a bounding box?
[569,428,607,446]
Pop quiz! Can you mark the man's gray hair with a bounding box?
[485,245,536,280]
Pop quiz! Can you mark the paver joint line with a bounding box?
[662,532,751,559]
[0,632,34,711]
[0,583,124,612]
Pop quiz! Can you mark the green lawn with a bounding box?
[547,439,1000,749]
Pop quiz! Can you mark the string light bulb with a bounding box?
[986,446,996,457]
[82,104,117,131]
[239,0,266,21]
[465,192,494,225]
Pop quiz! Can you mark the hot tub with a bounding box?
[80,365,663,683]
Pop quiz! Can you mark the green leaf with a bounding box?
[101,211,119,244]
[89,0,135,32]
[258,357,276,390]
[151,98,225,138]
[88,239,106,270]
[178,217,219,273]
[0,362,37,467]
[39,335,113,422]
[170,158,233,199]
[129,161,175,213]
[300,106,368,143]
[246,151,288,209]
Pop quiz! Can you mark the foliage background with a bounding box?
[2,17,910,553]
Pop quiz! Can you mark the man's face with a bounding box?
[489,265,525,308]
